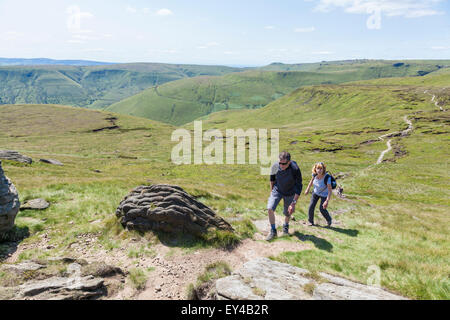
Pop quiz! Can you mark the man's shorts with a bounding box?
[267,188,295,216]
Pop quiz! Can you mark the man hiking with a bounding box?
[266,151,302,241]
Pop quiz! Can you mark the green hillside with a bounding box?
[106,60,450,125]
[0,67,448,300]
[0,63,241,109]
[257,59,450,73]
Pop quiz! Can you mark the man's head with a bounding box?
[279,151,291,170]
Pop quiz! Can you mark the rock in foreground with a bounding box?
[21,198,50,210]
[0,150,32,164]
[214,258,407,300]
[116,184,233,236]
[0,160,20,234]
[0,259,125,300]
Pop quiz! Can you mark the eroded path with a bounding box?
[376,115,413,164]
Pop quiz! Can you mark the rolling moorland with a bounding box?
[1,59,449,122]
[0,63,241,109]
[0,61,448,299]
[106,59,450,125]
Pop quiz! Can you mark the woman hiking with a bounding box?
[304,162,333,227]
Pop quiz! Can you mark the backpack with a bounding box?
[324,172,337,190]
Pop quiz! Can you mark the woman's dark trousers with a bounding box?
[308,193,332,225]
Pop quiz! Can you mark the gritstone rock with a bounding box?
[21,198,50,210]
[115,184,234,236]
[213,258,407,300]
[0,150,32,164]
[39,159,63,166]
[0,160,20,234]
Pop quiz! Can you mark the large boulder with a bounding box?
[115,184,233,236]
[0,150,32,164]
[0,160,20,234]
[214,258,407,300]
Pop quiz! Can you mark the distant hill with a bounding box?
[106,60,450,125]
[0,63,242,108]
[0,57,113,66]
[1,59,449,113]
[256,59,450,74]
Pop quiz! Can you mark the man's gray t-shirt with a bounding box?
[270,160,302,196]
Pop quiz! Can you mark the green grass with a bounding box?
[0,67,449,299]
[128,267,148,290]
[186,261,232,299]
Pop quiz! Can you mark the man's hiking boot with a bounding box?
[307,221,315,226]
[266,229,277,241]
[326,220,332,227]
[282,225,289,236]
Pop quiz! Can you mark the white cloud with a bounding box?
[294,27,315,32]
[0,31,24,41]
[82,48,105,52]
[431,46,450,50]
[197,42,220,49]
[66,5,94,34]
[126,6,137,14]
[264,26,275,29]
[311,0,445,29]
[156,8,173,16]
[312,51,334,54]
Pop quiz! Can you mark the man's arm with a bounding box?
[269,162,278,191]
[270,175,276,191]
[288,166,302,214]
[293,166,303,196]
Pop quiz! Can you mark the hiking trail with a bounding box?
[376,115,413,164]
[424,90,445,111]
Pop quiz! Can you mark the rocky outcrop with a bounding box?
[21,198,50,210]
[214,258,407,300]
[115,184,233,236]
[0,259,125,300]
[0,160,20,234]
[0,150,32,164]
[39,159,63,166]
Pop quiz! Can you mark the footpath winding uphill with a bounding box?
[376,115,413,164]
[424,90,446,111]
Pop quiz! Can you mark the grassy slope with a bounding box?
[191,71,450,299]
[0,68,449,299]
[106,61,450,126]
[0,63,241,109]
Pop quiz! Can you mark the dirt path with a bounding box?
[424,90,445,111]
[376,115,413,164]
[135,237,309,300]
[4,214,311,300]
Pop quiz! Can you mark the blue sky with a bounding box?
[0,0,449,66]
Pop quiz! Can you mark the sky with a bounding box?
[0,0,449,66]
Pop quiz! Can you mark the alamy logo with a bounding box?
[171,121,279,175]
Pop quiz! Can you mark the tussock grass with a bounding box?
[1,68,449,299]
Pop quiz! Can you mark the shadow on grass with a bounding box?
[319,226,359,237]
[0,226,30,262]
[133,228,241,252]
[293,231,333,252]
